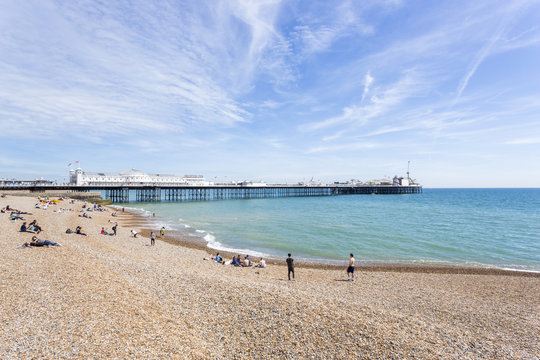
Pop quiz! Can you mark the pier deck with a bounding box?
[0,184,422,203]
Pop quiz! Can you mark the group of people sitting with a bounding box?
[20,220,43,233]
[206,253,266,268]
[231,254,252,267]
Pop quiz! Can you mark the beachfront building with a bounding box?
[69,168,212,186]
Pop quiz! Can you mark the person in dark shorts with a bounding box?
[286,253,295,280]
[347,253,356,281]
[150,232,156,246]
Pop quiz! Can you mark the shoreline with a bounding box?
[117,206,540,277]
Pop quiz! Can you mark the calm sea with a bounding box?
[117,189,540,271]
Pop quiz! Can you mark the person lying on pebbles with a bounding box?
[22,236,61,247]
[11,212,25,220]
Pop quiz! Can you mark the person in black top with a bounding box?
[286,253,294,280]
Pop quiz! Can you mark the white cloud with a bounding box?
[455,22,507,99]
[306,141,377,154]
[361,71,374,103]
[505,137,540,145]
[290,1,375,57]
[0,0,286,141]
[304,69,427,131]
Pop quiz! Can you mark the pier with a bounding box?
[0,184,422,203]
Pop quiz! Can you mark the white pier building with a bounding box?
[69,168,212,186]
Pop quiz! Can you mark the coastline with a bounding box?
[119,206,540,277]
[2,194,539,358]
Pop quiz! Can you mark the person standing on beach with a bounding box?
[150,231,156,246]
[112,223,117,236]
[286,253,295,280]
[160,226,165,238]
[347,253,356,281]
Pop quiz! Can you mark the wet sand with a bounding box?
[1,195,538,359]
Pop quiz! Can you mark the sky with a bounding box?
[1,0,539,187]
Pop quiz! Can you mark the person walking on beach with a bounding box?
[160,226,165,238]
[112,223,117,236]
[347,253,356,281]
[150,231,156,246]
[286,253,295,281]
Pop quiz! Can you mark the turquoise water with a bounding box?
[119,189,540,271]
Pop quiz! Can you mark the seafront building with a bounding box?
[69,168,212,186]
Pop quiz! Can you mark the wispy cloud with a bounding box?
[304,69,427,131]
[0,0,284,141]
[291,1,375,57]
[455,19,510,98]
[306,141,377,154]
[361,71,374,103]
[505,137,540,145]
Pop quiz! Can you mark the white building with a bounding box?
[69,168,212,186]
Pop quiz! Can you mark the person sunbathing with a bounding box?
[101,227,109,235]
[24,236,61,247]
[11,213,24,221]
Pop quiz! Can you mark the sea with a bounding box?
[115,188,540,272]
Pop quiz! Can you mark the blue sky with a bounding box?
[1,0,539,187]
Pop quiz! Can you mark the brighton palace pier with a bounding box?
[0,168,422,203]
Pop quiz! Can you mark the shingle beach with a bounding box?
[1,195,538,359]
